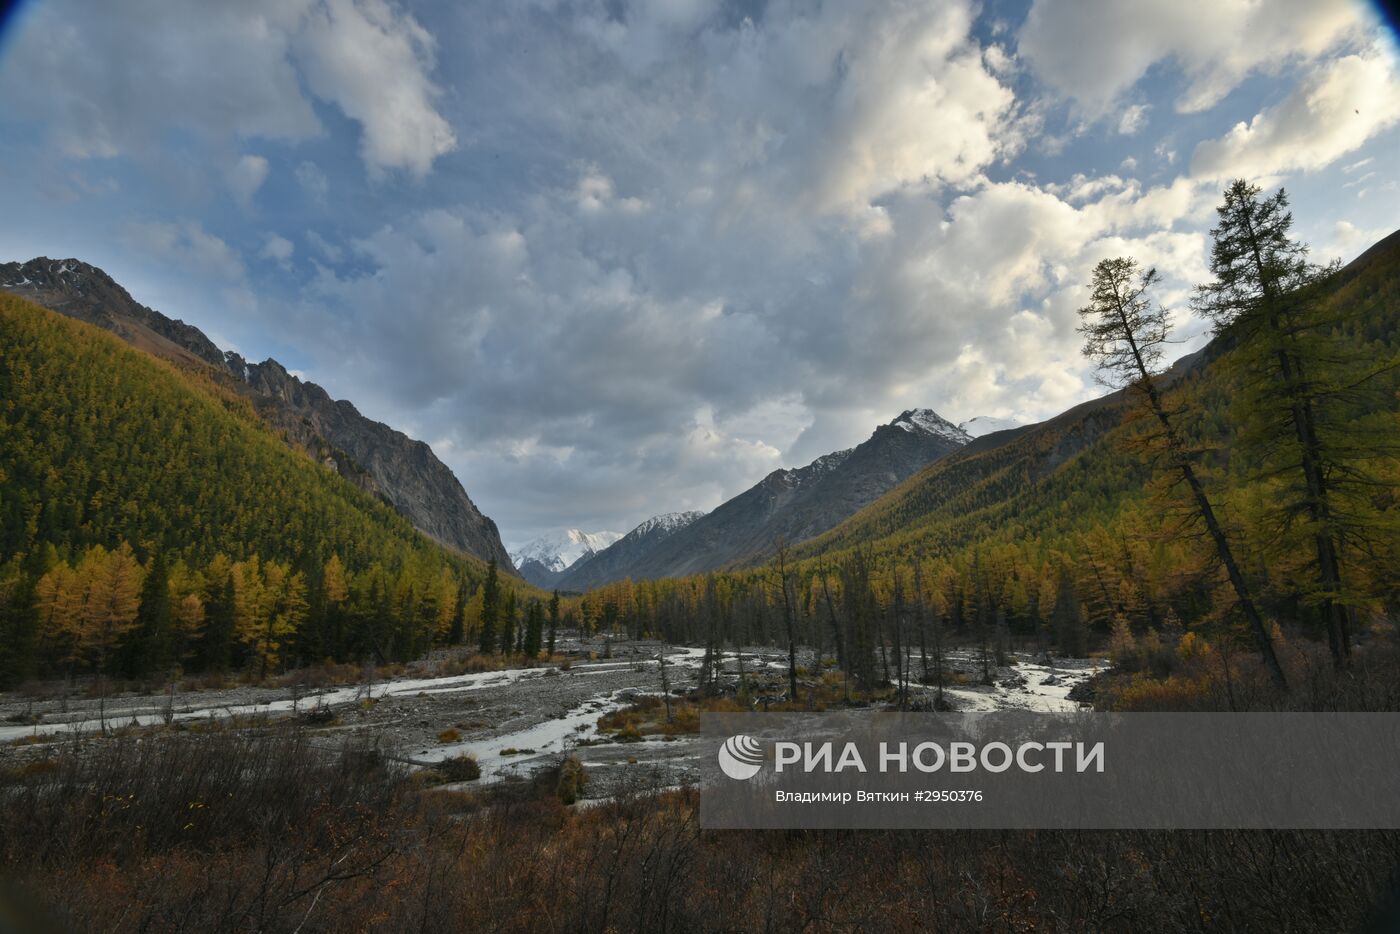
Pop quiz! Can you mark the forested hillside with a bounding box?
[0,295,524,684]
[0,258,515,568]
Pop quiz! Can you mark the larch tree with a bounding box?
[1192,180,1391,666]
[1079,255,1286,689]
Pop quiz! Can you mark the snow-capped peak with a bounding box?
[628,511,705,539]
[958,415,1021,438]
[510,528,623,574]
[890,408,971,444]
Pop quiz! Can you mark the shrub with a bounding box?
[556,754,587,804]
[435,755,481,783]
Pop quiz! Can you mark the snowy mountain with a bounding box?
[555,511,707,591]
[892,408,973,444]
[510,528,623,587]
[624,511,708,540]
[958,415,1021,438]
[573,407,970,584]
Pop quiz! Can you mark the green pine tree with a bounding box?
[523,600,543,659]
[479,559,499,655]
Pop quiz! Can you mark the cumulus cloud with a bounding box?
[1017,0,1372,114]
[0,0,455,177]
[295,0,457,177]
[1191,48,1400,180]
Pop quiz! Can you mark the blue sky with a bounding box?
[1,0,1397,547]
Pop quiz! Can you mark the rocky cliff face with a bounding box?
[1,257,515,570]
[578,409,969,583]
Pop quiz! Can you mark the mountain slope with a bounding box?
[0,292,486,582]
[595,409,969,582]
[555,512,706,591]
[0,258,514,570]
[510,528,623,588]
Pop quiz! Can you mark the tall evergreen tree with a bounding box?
[503,590,519,654]
[125,550,172,679]
[449,583,467,646]
[1193,180,1386,665]
[523,600,543,659]
[478,559,499,654]
[547,589,560,656]
[1079,256,1286,689]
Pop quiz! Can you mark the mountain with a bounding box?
[0,291,488,583]
[958,415,1021,438]
[0,258,514,570]
[510,529,623,588]
[580,409,970,583]
[555,512,706,591]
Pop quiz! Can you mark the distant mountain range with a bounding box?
[561,409,971,586]
[0,258,515,571]
[555,512,705,591]
[510,528,623,587]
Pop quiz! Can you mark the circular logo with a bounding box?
[718,734,764,780]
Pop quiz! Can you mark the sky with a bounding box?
[1,0,1398,550]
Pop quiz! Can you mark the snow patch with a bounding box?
[890,409,972,443]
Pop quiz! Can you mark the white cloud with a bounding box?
[1017,0,1373,114]
[1319,219,1395,262]
[260,233,295,265]
[0,0,455,178]
[1191,48,1400,179]
[227,155,270,206]
[804,2,1018,211]
[1117,103,1150,135]
[0,2,319,157]
[296,0,457,177]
